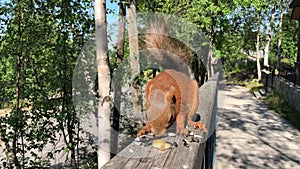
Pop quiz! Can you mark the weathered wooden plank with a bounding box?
[134,147,154,169]
[122,143,152,169]
[194,143,206,168]
[133,135,175,169]
[151,136,181,169]
[102,144,140,168]
[149,148,172,168]
[160,136,181,168]
[140,146,170,169]
[149,136,178,168]
[173,139,196,169]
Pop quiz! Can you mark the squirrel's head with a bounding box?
[146,88,176,136]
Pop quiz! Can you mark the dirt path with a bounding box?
[215,84,300,169]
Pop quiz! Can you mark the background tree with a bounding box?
[276,0,289,68]
[0,0,95,168]
[95,0,112,168]
[111,0,127,157]
[128,0,143,123]
[1,0,300,168]
[117,1,127,64]
[263,2,276,68]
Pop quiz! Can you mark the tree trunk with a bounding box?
[128,1,143,123]
[116,0,126,64]
[263,4,275,68]
[207,33,214,78]
[207,2,217,78]
[256,13,262,80]
[111,0,127,157]
[205,23,213,78]
[95,0,111,168]
[12,1,22,168]
[277,3,285,68]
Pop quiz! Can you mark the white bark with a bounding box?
[256,13,262,80]
[264,4,275,67]
[206,22,214,78]
[277,5,284,68]
[207,38,214,78]
[277,0,288,68]
[95,0,111,168]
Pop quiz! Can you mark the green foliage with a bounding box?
[226,60,259,83]
[0,0,299,167]
[135,0,298,75]
[263,93,300,130]
[0,0,96,168]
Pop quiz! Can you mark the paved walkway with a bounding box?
[215,84,300,169]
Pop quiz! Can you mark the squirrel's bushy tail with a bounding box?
[143,19,193,69]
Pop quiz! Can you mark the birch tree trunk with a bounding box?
[95,0,111,168]
[207,31,214,78]
[13,1,22,168]
[128,0,143,122]
[277,0,287,68]
[263,4,275,68]
[256,13,262,80]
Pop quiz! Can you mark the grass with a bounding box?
[262,93,300,130]
[226,71,264,94]
[244,81,264,94]
[243,82,300,130]
[228,70,300,130]
[241,79,300,130]
[226,61,300,130]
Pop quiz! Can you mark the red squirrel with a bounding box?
[137,69,206,136]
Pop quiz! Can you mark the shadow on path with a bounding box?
[216,85,300,169]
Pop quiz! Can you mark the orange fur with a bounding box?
[137,69,205,137]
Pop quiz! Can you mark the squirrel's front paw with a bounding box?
[137,130,145,137]
[137,129,150,137]
[189,121,208,132]
[176,128,189,136]
[137,123,151,137]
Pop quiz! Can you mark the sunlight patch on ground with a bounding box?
[0,108,11,116]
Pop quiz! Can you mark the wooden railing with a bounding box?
[101,73,219,169]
